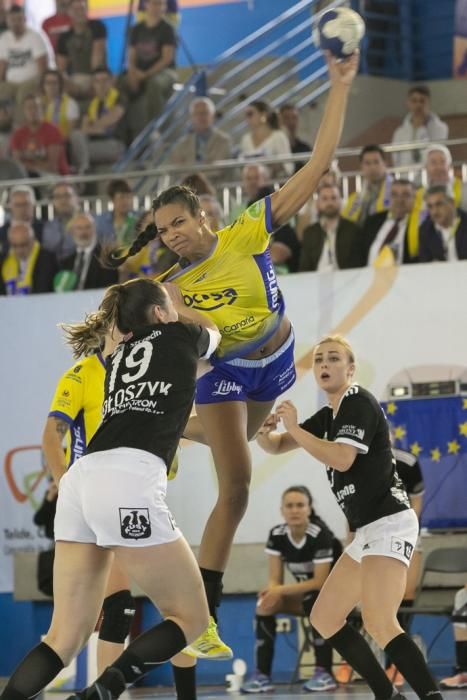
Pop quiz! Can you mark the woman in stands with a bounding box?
[0,278,221,700]
[256,334,442,700]
[102,51,359,660]
[241,485,341,694]
[238,100,293,179]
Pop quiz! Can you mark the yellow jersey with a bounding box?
[158,197,285,362]
[48,353,105,466]
[342,175,392,223]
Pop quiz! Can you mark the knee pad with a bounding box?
[99,589,136,643]
[454,587,467,630]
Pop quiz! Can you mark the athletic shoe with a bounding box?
[66,668,126,700]
[440,671,467,689]
[240,673,275,693]
[334,661,353,684]
[303,668,338,692]
[386,664,405,687]
[183,616,233,659]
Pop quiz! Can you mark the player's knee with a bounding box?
[361,609,397,647]
[218,479,250,519]
[99,590,136,644]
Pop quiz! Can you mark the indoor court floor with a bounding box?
[44,687,467,700]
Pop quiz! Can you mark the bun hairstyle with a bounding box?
[61,279,168,358]
[101,185,201,269]
[249,100,280,131]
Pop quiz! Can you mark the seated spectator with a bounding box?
[60,212,119,290]
[279,103,311,172]
[296,161,341,241]
[10,94,69,176]
[95,178,154,280]
[439,584,467,689]
[179,172,216,197]
[419,185,467,262]
[270,222,301,275]
[81,66,126,167]
[0,185,43,256]
[391,85,448,168]
[241,485,340,694]
[168,97,232,180]
[299,184,364,271]
[122,0,177,141]
[0,96,13,156]
[42,182,79,262]
[364,179,419,266]
[42,0,72,54]
[239,100,293,179]
[56,0,107,101]
[199,193,225,231]
[41,68,87,173]
[419,144,467,209]
[1,220,57,294]
[342,145,392,226]
[0,5,49,114]
[228,163,273,223]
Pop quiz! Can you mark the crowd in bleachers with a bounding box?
[0,0,466,294]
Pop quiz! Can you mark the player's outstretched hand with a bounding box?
[257,413,278,436]
[276,400,299,431]
[326,49,359,87]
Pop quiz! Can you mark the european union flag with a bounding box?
[382,397,467,528]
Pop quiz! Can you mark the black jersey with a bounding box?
[86,322,210,470]
[393,447,425,497]
[265,514,336,582]
[300,385,410,531]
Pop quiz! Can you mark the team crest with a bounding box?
[119,508,151,539]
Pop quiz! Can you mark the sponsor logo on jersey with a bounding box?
[223,315,254,333]
[247,200,262,220]
[183,288,238,311]
[103,380,173,416]
[193,272,208,284]
[119,508,152,540]
[335,483,356,503]
[73,365,82,374]
[212,380,242,397]
[337,424,365,441]
[62,390,70,397]
[265,265,280,310]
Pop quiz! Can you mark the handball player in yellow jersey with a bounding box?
[43,351,135,674]
[103,51,359,658]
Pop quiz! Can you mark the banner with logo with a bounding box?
[1,263,467,592]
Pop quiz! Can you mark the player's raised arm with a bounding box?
[270,52,359,227]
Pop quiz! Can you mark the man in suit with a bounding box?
[419,185,467,262]
[60,212,119,290]
[299,184,365,272]
[364,178,418,266]
[0,185,43,257]
[168,96,232,180]
[1,221,57,294]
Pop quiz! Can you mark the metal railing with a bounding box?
[2,137,466,225]
[112,0,346,184]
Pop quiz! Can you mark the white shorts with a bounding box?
[345,509,419,567]
[55,447,182,548]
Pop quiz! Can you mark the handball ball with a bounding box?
[313,7,365,59]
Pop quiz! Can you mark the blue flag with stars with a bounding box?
[382,397,467,528]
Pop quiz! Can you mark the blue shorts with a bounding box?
[196,329,296,404]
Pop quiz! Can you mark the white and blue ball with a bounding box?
[313,7,365,59]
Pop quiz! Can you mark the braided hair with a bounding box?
[61,279,169,358]
[102,186,201,269]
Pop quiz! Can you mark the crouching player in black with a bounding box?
[242,485,341,694]
[0,278,221,700]
[256,334,443,700]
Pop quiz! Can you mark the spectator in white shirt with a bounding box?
[0,5,49,115]
[238,100,293,179]
[391,85,448,168]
